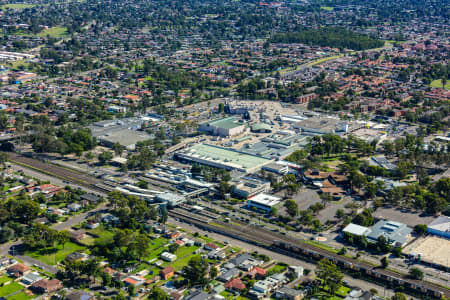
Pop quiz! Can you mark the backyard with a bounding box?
[25,241,86,265]
[0,282,23,297]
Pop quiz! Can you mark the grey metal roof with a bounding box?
[428,216,450,233]
[366,220,412,245]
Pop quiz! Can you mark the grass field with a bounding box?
[0,282,23,297]
[302,239,339,254]
[174,245,199,258]
[430,79,450,90]
[320,6,334,10]
[307,54,344,67]
[37,26,68,38]
[170,253,200,271]
[0,3,36,10]
[25,242,85,265]
[268,263,287,274]
[6,291,35,300]
[0,276,12,285]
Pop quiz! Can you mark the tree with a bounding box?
[148,288,169,300]
[148,287,170,300]
[0,152,8,167]
[364,182,377,199]
[101,272,112,287]
[413,224,427,235]
[0,226,14,243]
[112,142,125,156]
[128,284,135,297]
[134,234,150,261]
[392,246,402,258]
[0,112,8,130]
[210,266,218,279]
[98,151,113,165]
[160,205,168,224]
[56,230,70,249]
[349,170,366,192]
[391,292,407,300]
[316,258,344,295]
[335,209,345,219]
[284,199,298,217]
[409,267,424,280]
[380,256,389,268]
[168,243,179,254]
[183,256,209,287]
[376,235,392,253]
[218,103,225,113]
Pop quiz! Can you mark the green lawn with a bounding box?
[0,282,23,297]
[86,224,115,239]
[169,253,200,271]
[268,263,287,274]
[37,26,68,38]
[320,6,334,10]
[174,245,199,258]
[430,79,450,90]
[307,54,344,67]
[149,237,169,251]
[6,291,35,300]
[0,276,12,285]
[336,285,350,297]
[0,3,36,10]
[302,240,339,254]
[25,242,85,265]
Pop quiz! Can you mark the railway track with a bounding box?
[169,210,449,298]
[7,152,107,194]
[6,153,448,298]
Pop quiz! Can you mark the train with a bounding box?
[272,240,446,299]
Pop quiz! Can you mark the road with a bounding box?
[169,217,406,299]
[195,199,450,288]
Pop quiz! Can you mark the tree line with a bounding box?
[269,27,384,51]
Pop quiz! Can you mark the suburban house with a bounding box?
[160,266,175,280]
[31,279,63,293]
[7,263,31,277]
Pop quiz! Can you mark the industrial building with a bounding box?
[232,176,271,198]
[427,216,450,239]
[292,116,361,135]
[90,117,152,150]
[239,133,309,160]
[247,193,281,213]
[175,144,272,173]
[198,117,246,137]
[342,223,371,237]
[366,220,412,247]
[262,163,289,176]
[342,220,412,247]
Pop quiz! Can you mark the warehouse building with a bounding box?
[175,143,272,173]
[366,220,412,247]
[90,117,152,150]
[342,220,412,247]
[342,223,371,237]
[247,193,281,213]
[198,117,246,137]
[292,116,361,135]
[427,216,450,239]
[232,176,271,198]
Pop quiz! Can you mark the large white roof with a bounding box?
[343,223,370,236]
